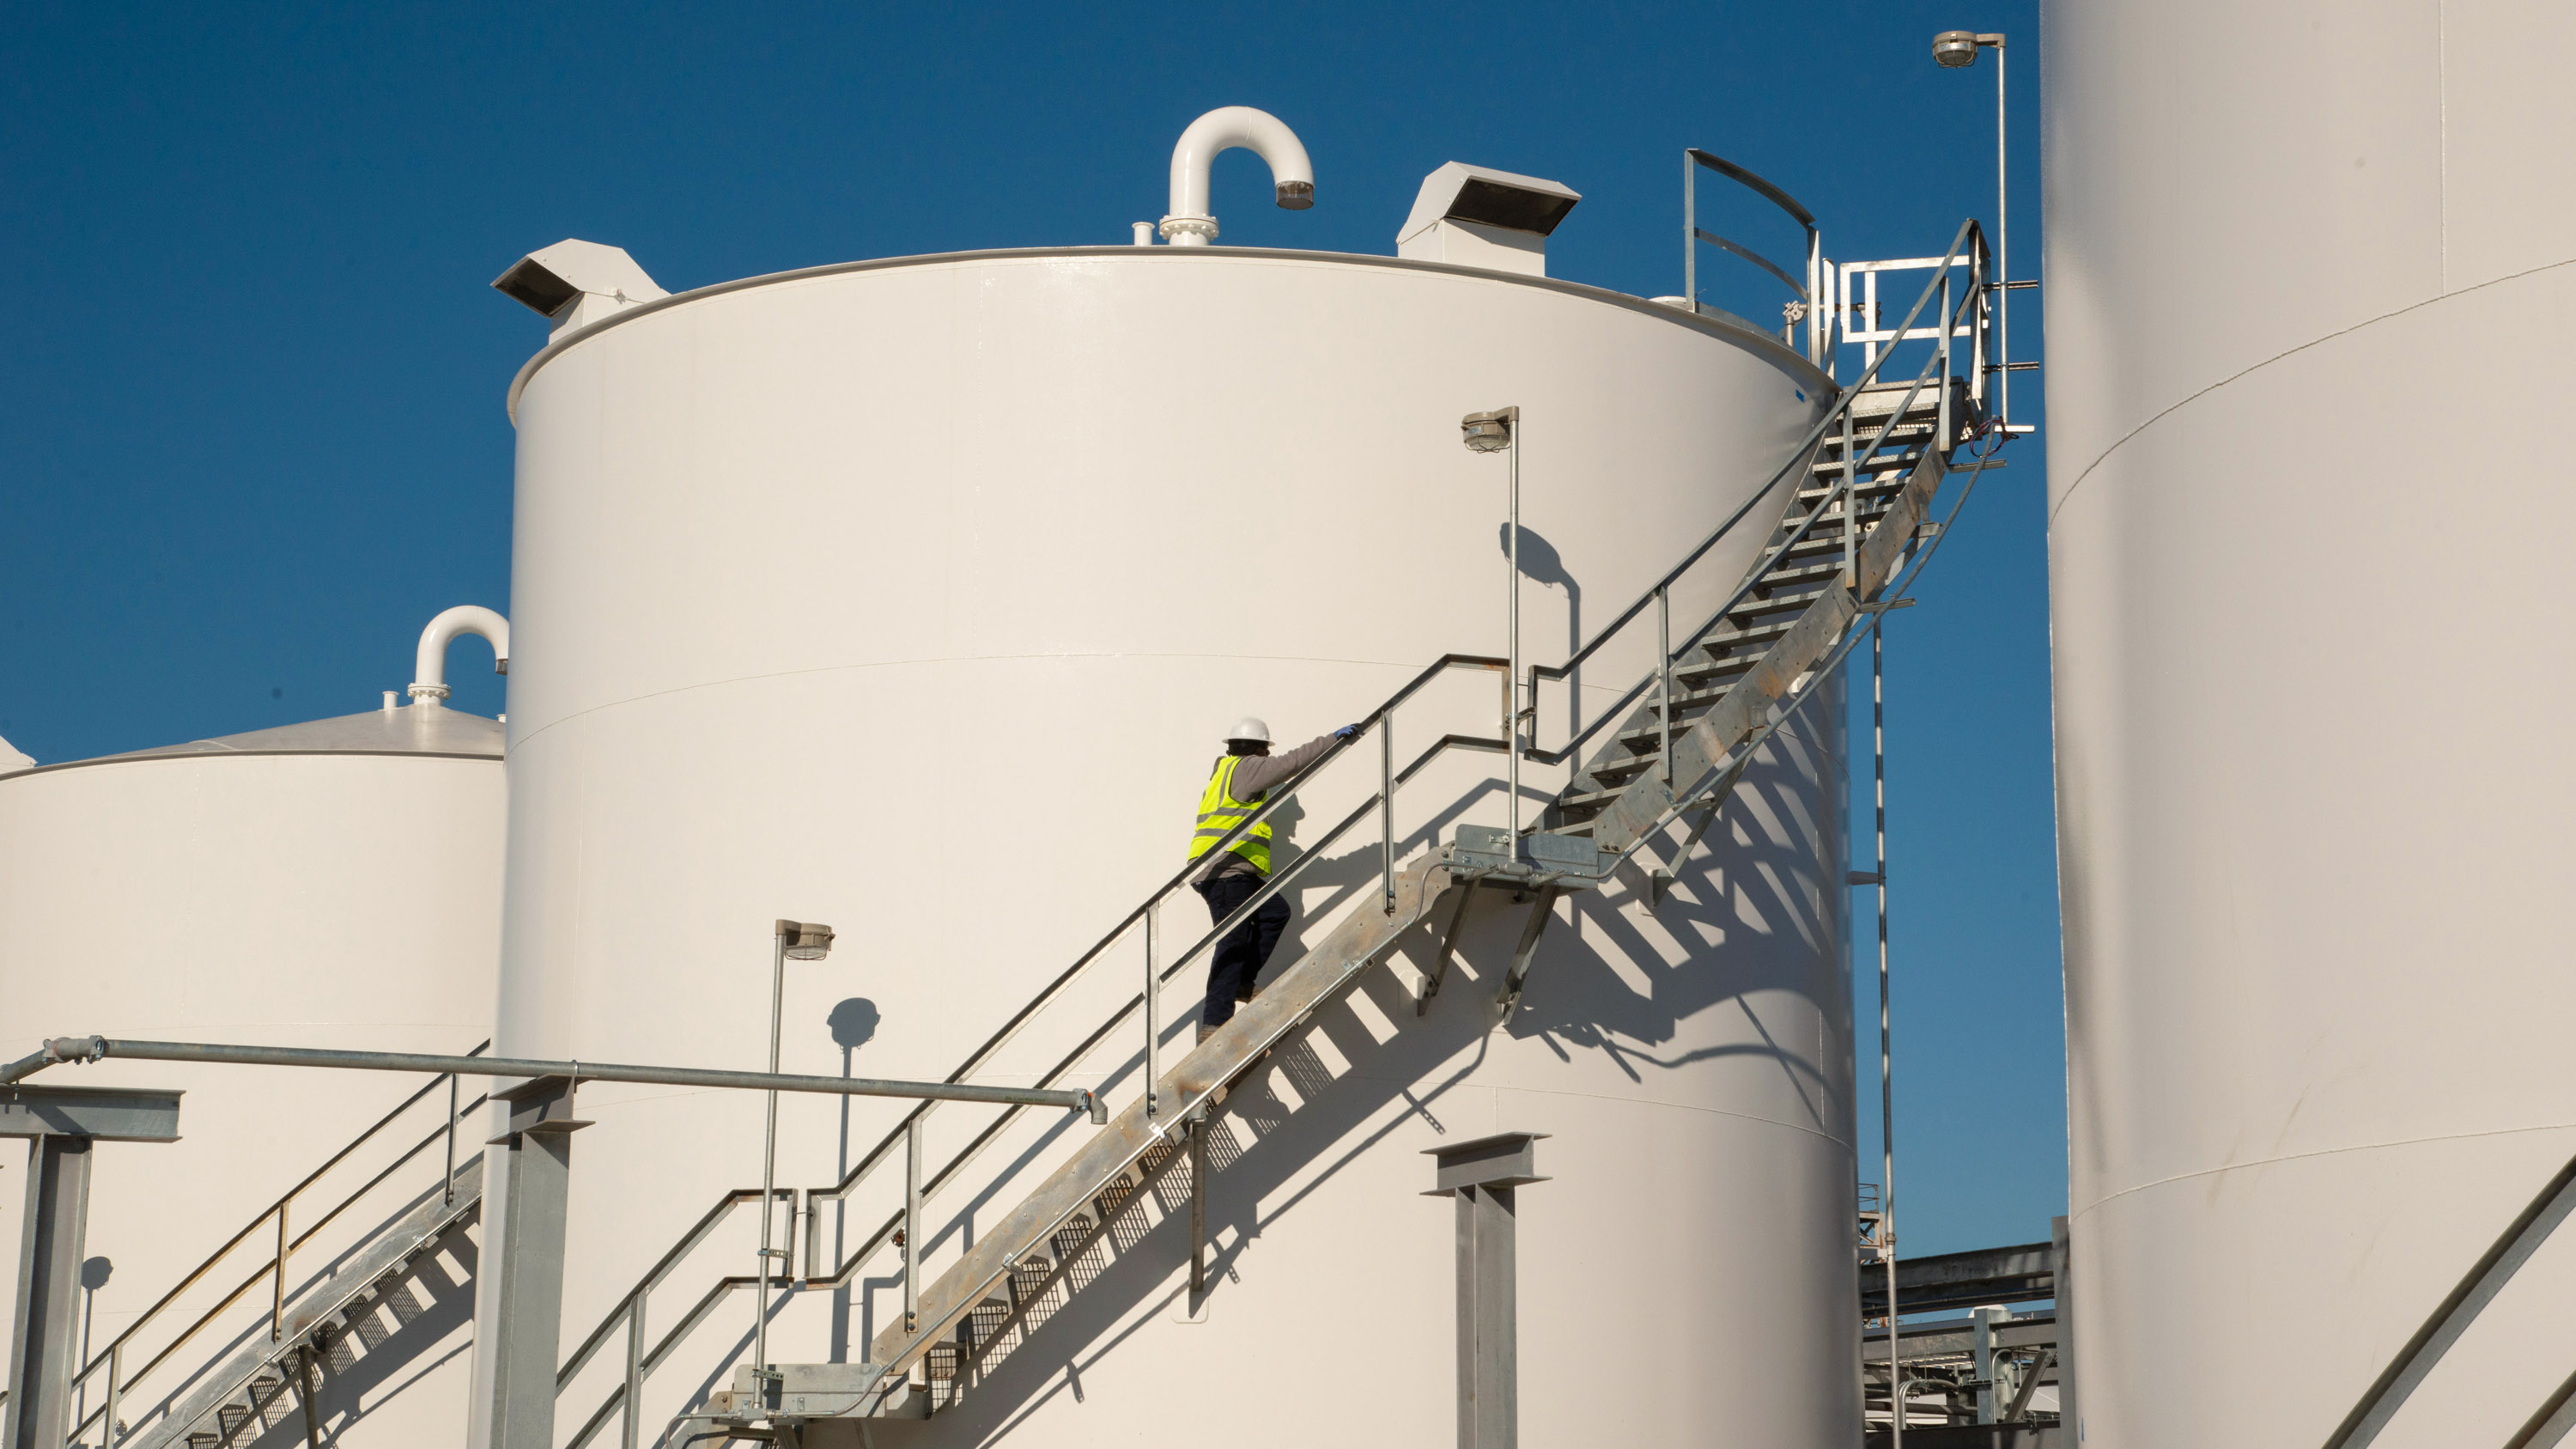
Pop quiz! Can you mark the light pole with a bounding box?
[1935,29,2010,427]
[754,917,836,1395]
[1461,406,1522,844]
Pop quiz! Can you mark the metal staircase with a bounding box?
[145,1161,483,1449]
[556,214,2008,1440]
[24,1053,489,1449]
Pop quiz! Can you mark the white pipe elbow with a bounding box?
[1160,107,1314,246]
[409,606,510,707]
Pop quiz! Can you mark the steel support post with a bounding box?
[1457,1186,1515,1449]
[485,1075,587,1449]
[1427,1134,1549,1449]
[6,1138,93,1449]
[295,1344,321,1449]
[1188,1119,1208,1300]
[3,1087,179,1449]
[1971,1306,2007,1424]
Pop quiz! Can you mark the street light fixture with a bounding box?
[753,917,837,1392]
[1461,407,1523,843]
[1934,28,2014,427]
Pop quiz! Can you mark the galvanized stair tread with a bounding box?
[849,853,1471,1409]
[1552,442,1947,849]
[134,1158,484,1449]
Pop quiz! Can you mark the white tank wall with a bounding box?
[0,750,503,1448]
[2044,2,2576,1444]
[495,247,1856,1446]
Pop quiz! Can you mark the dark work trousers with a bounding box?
[1195,870,1290,1028]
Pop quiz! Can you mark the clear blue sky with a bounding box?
[1,0,2057,1261]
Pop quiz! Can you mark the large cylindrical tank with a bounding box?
[495,246,1856,1445]
[0,706,505,1448]
[2044,3,2576,1444]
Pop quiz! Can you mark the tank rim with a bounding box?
[503,244,1835,423]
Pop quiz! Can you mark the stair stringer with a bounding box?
[132,1156,485,1449]
[1583,443,1944,855]
[863,854,1468,1388]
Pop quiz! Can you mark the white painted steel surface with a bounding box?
[494,246,1856,1446]
[2044,2,2576,1444]
[0,712,504,1448]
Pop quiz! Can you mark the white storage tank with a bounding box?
[0,614,509,1449]
[2044,2,2576,1444]
[492,137,1857,1446]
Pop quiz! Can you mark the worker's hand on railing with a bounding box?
[1334,724,1361,740]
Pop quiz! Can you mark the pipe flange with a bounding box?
[407,683,452,703]
[1157,214,1218,244]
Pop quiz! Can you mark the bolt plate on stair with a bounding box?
[1448,825,1604,885]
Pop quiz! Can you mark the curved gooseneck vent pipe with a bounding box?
[1157,107,1313,247]
[408,606,510,708]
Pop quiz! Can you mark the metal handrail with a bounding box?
[1528,221,1989,774]
[1686,149,1830,364]
[559,216,2000,1440]
[554,660,1510,1447]
[57,1042,489,1448]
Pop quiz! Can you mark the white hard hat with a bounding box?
[1225,715,1273,745]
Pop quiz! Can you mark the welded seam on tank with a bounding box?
[501,245,1831,422]
[502,651,1643,750]
[2068,1117,2576,1221]
[2047,255,2576,527]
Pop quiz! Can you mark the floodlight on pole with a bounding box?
[1461,407,1523,843]
[754,917,840,1390]
[1935,29,2014,428]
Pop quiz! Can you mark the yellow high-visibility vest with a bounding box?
[1188,755,1271,874]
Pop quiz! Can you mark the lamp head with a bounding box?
[1461,407,1518,453]
[777,919,837,961]
[1934,30,1982,67]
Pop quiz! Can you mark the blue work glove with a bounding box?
[1334,724,1362,741]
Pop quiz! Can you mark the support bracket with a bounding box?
[1417,877,1484,1015]
[1490,887,1561,1026]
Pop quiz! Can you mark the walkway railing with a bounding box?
[55,1044,489,1449]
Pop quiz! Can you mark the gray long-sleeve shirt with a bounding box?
[1194,731,1339,885]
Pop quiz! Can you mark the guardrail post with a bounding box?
[902,1118,922,1334]
[100,1342,121,1449]
[1143,907,1159,1118]
[1381,720,1397,912]
[444,1072,459,1207]
[1656,588,1672,783]
[1840,403,1858,591]
[1681,149,1695,311]
[1939,268,1953,455]
[487,1075,586,1449]
[271,1205,289,1342]
[619,1294,645,1449]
